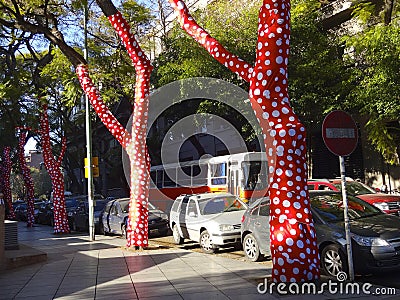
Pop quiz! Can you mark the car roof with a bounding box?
[178,192,237,201]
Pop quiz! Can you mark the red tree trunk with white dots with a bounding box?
[2,147,16,220]
[17,131,35,227]
[168,0,319,282]
[77,1,153,248]
[39,104,69,233]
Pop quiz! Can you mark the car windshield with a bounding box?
[311,193,382,222]
[332,181,376,195]
[94,200,108,211]
[199,196,246,215]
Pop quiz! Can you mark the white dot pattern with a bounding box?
[76,11,153,248]
[39,105,70,234]
[169,0,320,282]
[2,147,16,220]
[17,131,36,227]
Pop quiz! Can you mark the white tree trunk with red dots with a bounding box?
[77,3,153,248]
[168,0,319,282]
[39,104,70,234]
[2,147,16,220]
[17,131,35,227]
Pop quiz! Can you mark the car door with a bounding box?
[253,200,271,255]
[102,201,113,233]
[109,202,121,233]
[178,196,190,239]
[185,199,200,241]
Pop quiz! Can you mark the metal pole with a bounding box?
[84,0,95,241]
[339,156,354,280]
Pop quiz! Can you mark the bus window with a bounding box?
[192,164,207,186]
[163,169,176,187]
[177,166,191,186]
[211,163,227,185]
[150,171,157,188]
[242,161,267,190]
[156,170,163,188]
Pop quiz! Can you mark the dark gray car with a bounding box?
[241,191,400,277]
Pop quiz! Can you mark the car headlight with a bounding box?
[352,234,390,247]
[219,224,234,232]
[373,202,389,211]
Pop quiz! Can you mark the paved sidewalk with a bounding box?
[1,223,399,299]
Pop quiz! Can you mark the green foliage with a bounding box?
[152,0,259,89]
[351,2,376,24]
[343,5,400,164]
[289,0,351,128]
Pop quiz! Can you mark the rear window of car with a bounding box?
[121,201,130,213]
[259,202,269,216]
[171,199,181,212]
[104,202,112,213]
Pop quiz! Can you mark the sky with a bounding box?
[25,138,37,154]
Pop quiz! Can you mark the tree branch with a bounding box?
[168,0,251,82]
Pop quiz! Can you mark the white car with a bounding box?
[169,193,247,253]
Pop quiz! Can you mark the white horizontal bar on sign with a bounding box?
[325,128,355,138]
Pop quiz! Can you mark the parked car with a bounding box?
[36,201,53,225]
[70,199,110,233]
[308,179,400,216]
[14,203,27,221]
[169,192,247,254]
[36,197,84,227]
[12,199,25,210]
[102,198,169,238]
[33,201,45,223]
[241,191,400,277]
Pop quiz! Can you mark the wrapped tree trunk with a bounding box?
[168,0,319,282]
[2,147,15,220]
[17,131,35,227]
[39,104,69,234]
[77,0,153,248]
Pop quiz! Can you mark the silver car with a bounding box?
[102,198,169,237]
[169,193,247,253]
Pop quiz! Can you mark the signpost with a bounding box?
[322,110,358,281]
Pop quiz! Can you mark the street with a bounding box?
[148,234,400,290]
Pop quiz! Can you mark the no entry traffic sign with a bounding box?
[322,110,358,156]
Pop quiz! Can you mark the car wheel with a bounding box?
[243,233,261,262]
[172,224,184,244]
[200,230,215,254]
[121,224,127,239]
[321,244,348,277]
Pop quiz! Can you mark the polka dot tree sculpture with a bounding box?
[39,103,69,234]
[77,0,153,248]
[2,147,16,220]
[168,0,319,282]
[16,131,35,227]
